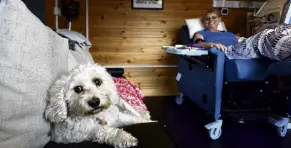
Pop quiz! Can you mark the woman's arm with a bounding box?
[193,33,212,48]
[193,33,227,51]
[235,35,240,39]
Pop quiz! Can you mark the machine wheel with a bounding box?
[276,125,288,137]
[176,95,183,105]
[208,128,222,140]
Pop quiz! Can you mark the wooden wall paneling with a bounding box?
[46,0,251,96]
[91,45,167,54]
[90,28,178,38]
[123,68,179,96]
[92,53,177,66]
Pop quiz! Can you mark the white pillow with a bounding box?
[56,29,95,71]
[185,18,227,39]
[56,29,92,52]
[0,0,69,148]
[67,44,95,71]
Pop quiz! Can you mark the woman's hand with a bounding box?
[211,43,227,52]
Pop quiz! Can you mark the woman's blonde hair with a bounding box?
[202,8,221,22]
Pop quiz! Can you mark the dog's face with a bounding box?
[64,64,114,116]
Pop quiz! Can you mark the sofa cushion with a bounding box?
[225,59,275,82]
[0,0,69,148]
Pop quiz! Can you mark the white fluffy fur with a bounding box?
[44,63,155,148]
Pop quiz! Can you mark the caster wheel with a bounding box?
[208,128,222,140]
[276,125,288,137]
[176,96,183,105]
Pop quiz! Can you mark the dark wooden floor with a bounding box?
[143,96,291,148]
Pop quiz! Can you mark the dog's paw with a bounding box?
[139,118,158,124]
[140,111,151,121]
[114,130,138,148]
[145,120,158,123]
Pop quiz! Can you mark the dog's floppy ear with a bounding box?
[103,72,142,118]
[103,71,121,105]
[44,74,69,122]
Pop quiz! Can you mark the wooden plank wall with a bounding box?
[46,0,249,96]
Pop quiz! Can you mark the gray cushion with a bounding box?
[0,0,69,147]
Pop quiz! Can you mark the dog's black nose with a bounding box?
[88,97,100,109]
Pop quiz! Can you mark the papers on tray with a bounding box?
[162,45,208,56]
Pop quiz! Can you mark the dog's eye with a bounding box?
[93,78,102,86]
[74,86,83,93]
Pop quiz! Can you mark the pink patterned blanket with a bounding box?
[113,77,148,112]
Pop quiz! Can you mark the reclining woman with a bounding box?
[194,9,291,61]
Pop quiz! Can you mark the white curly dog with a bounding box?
[44,63,155,148]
